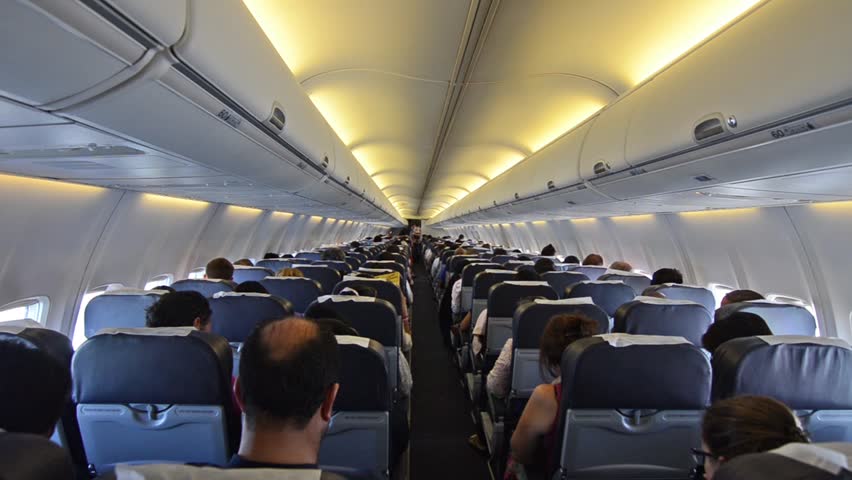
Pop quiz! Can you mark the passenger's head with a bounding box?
[373,235,383,243]
[235,281,269,294]
[539,314,598,379]
[564,255,580,264]
[651,268,683,285]
[457,234,465,241]
[701,312,772,354]
[0,338,71,436]
[263,253,280,259]
[540,244,556,257]
[277,268,304,278]
[609,261,633,272]
[700,395,808,479]
[516,269,541,282]
[721,289,765,307]
[236,318,339,444]
[517,255,532,261]
[493,247,507,256]
[321,248,345,262]
[349,241,361,249]
[534,258,556,275]
[338,284,377,298]
[205,257,234,281]
[234,258,254,267]
[145,291,212,332]
[386,245,401,254]
[454,247,466,255]
[582,254,603,266]
[378,252,397,262]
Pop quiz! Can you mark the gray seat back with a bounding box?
[232,267,274,283]
[541,271,589,299]
[554,334,711,479]
[172,279,234,298]
[471,270,517,328]
[320,336,391,479]
[72,328,236,473]
[613,298,712,345]
[645,283,715,313]
[716,300,817,336]
[564,281,636,317]
[260,277,322,314]
[571,266,608,280]
[485,281,557,357]
[293,265,341,295]
[255,259,293,273]
[461,263,501,313]
[599,272,652,295]
[84,290,165,337]
[713,336,852,442]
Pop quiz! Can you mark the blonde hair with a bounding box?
[277,268,304,278]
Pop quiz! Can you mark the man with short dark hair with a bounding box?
[145,291,213,332]
[702,312,772,354]
[206,257,235,282]
[0,338,70,436]
[721,289,765,306]
[540,244,556,257]
[582,253,604,266]
[321,248,346,262]
[650,267,684,285]
[232,318,339,468]
[534,258,556,275]
[263,253,280,260]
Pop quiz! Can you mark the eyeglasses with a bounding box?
[691,448,719,465]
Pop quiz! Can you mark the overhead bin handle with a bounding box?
[693,113,736,143]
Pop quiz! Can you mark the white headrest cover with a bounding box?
[745,299,808,308]
[102,288,165,296]
[264,276,307,281]
[234,266,265,270]
[662,283,707,291]
[757,335,851,349]
[211,292,272,299]
[117,464,321,480]
[317,295,373,303]
[343,275,389,283]
[579,280,626,286]
[335,335,372,348]
[597,333,691,348]
[503,281,550,287]
[509,261,535,265]
[633,296,702,306]
[292,264,314,269]
[770,443,850,474]
[96,327,195,337]
[534,297,595,306]
[358,268,393,274]
[604,270,649,278]
[0,319,43,333]
[482,269,513,275]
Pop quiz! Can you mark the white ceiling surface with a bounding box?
[246,0,761,219]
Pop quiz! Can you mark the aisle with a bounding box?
[410,263,491,480]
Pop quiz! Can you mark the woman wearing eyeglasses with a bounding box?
[693,395,810,479]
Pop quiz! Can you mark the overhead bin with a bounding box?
[0,0,157,107]
[101,0,187,46]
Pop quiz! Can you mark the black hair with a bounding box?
[342,284,378,298]
[516,269,541,282]
[235,281,269,294]
[206,257,235,281]
[564,255,580,264]
[263,253,280,259]
[349,241,361,248]
[145,291,212,329]
[321,248,346,262]
[239,318,340,430]
[702,312,772,354]
[651,268,684,285]
[152,285,176,293]
[722,289,765,305]
[493,247,507,256]
[517,255,532,261]
[385,245,401,254]
[534,258,556,274]
[0,337,71,435]
[540,244,556,257]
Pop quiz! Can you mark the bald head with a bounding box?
[238,318,339,430]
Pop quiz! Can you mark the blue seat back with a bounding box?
[613,298,712,345]
[564,281,636,317]
[172,279,234,298]
[333,279,403,318]
[716,301,817,336]
[541,271,590,299]
[209,293,293,343]
[313,260,352,275]
[232,267,274,283]
[485,281,557,357]
[295,251,324,261]
[255,259,293,273]
[84,290,165,337]
[645,284,715,313]
[294,265,341,295]
[571,266,608,280]
[260,277,322,315]
[599,272,652,295]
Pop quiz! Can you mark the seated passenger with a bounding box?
[206,257,236,284]
[471,269,541,355]
[486,296,546,399]
[235,281,269,294]
[232,318,340,469]
[0,338,71,436]
[697,395,809,480]
[145,291,212,332]
[534,258,556,275]
[263,252,280,259]
[609,261,632,272]
[721,289,765,307]
[701,312,772,355]
[321,248,346,262]
[564,255,580,264]
[517,255,532,261]
[582,254,603,266]
[540,244,556,257]
[349,241,361,249]
[234,258,254,267]
[493,247,508,256]
[651,267,684,285]
[277,268,304,278]
[509,314,599,468]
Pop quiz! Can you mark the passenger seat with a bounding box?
[613,297,712,345]
[643,284,715,313]
[171,279,234,297]
[715,300,817,336]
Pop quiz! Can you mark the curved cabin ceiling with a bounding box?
[243,0,762,219]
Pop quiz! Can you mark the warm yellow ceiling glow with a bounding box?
[243,0,307,76]
[308,91,357,146]
[811,200,852,211]
[610,214,654,221]
[0,172,106,196]
[627,0,762,85]
[571,218,597,223]
[227,205,263,215]
[678,207,758,218]
[273,211,293,217]
[528,100,606,152]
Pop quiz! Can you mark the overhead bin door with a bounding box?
[102,0,187,46]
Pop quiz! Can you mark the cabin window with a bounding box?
[187,268,206,280]
[144,274,174,290]
[72,284,124,349]
[766,293,819,335]
[248,258,257,265]
[0,296,50,325]
[708,283,736,309]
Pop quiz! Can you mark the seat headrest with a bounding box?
[335,336,390,411]
[0,324,73,367]
[0,432,74,480]
[209,295,293,343]
[712,336,852,408]
[564,281,636,317]
[715,443,852,480]
[84,291,163,337]
[645,284,715,312]
[172,279,235,297]
[715,301,817,336]
[73,329,232,405]
[613,299,712,345]
[487,282,558,316]
[115,464,328,479]
[102,288,166,296]
[333,279,402,314]
[561,335,710,409]
[461,263,501,285]
[308,298,398,346]
[513,300,609,347]
[472,271,517,297]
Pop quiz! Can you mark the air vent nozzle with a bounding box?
[694,113,732,143]
[546,180,556,190]
[268,104,286,131]
[593,161,611,175]
[514,193,520,200]
[321,156,329,169]
[694,174,716,183]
